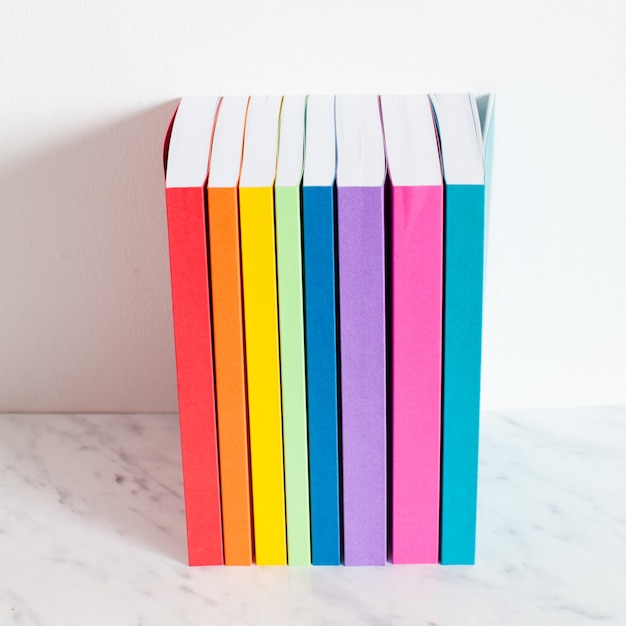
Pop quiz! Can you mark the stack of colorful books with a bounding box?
[162,93,494,567]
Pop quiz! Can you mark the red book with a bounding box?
[164,97,223,565]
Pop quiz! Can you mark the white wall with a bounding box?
[1,0,624,412]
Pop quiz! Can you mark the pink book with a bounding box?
[381,95,443,563]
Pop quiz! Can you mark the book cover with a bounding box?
[335,95,387,566]
[238,95,287,565]
[274,95,311,566]
[380,95,443,564]
[164,97,223,566]
[301,95,341,565]
[430,92,487,565]
[206,96,253,566]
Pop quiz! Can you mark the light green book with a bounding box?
[274,95,311,566]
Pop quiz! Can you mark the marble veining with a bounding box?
[0,408,624,625]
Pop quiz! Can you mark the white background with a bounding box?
[1,0,624,412]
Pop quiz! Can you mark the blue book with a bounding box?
[430,93,494,565]
[301,95,341,565]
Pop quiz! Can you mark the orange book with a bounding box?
[207,97,253,565]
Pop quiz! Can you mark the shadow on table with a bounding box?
[0,412,189,564]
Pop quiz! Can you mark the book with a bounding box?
[335,95,387,566]
[164,97,223,566]
[301,95,341,565]
[206,96,253,566]
[430,92,491,565]
[274,95,311,566]
[162,91,494,569]
[380,95,444,564]
[238,95,287,565]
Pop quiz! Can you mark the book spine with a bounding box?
[239,186,287,565]
[440,183,485,565]
[165,186,223,566]
[301,185,341,565]
[337,185,387,566]
[390,185,443,564]
[274,185,312,566]
[207,187,253,566]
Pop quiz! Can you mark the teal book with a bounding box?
[430,93,494,565]
[274,95,311,566]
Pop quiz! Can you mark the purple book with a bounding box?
[335,95,387,565]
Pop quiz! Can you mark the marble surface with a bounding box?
[1,407,625,625]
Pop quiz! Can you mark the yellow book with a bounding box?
[238,96,287,565]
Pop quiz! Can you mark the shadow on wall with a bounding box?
[0,102,180,413]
